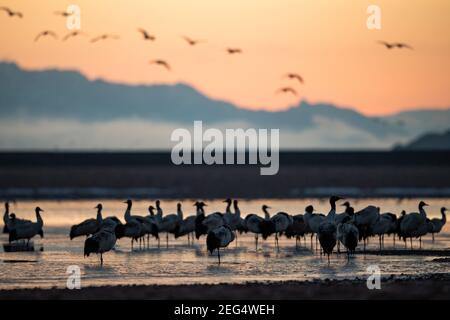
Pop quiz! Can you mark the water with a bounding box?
[0,198,449,289]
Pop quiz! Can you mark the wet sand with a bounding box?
[1,274,449,300]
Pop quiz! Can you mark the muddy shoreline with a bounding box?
[1,274,449,300]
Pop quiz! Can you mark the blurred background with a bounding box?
[0,0,449,198]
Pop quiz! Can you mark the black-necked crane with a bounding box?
[8,207,44,245]
[35,30,58,42]
[174,206,196,245]
[261,210,293,251]
[149,59,171,71]
[201,203,225,236]
[335,201,352,225]
[206,225,235,264]
[369,212,396,250]
[284,73,304,84]
[84,223,117,265]
[226,48,242,54]
[318,196,343,263]
[0,7,23,18]
[336,214,359,260]
[69,204,102,239]
[284,212,307,249]
[138,28,155,41]
[234,200,248,235]
[244,205,271,250]
[115,219,143,250]
[354,204,380,250]
[400,201,429,249]
[90,34,119,43]
[62,31,86,41]
[194,201,208,239]
[159,202,183,248]
[122,199,149,248]
[429,207,447,241]
[303,205,325,249]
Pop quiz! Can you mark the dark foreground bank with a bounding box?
[1,275,449,300]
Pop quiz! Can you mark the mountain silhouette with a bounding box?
[0,61,449,149]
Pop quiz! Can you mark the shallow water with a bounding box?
[0,198,449,289]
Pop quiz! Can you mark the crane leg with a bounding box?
[255,235,258,251]
[432,233,435,242]
[217,248,221,265]
[166,233,169,249]
[100,253,103,266]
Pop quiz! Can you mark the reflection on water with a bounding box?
[0,198,449,289]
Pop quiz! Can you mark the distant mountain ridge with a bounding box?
[396,130,450,150]
[0,61,449,149]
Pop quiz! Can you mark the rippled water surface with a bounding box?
[1,198,449,289]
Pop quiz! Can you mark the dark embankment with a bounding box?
[0,151,449,199]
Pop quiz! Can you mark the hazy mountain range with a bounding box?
[1,61,449,150]
[396,130,450,150]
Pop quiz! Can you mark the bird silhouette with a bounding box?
[138,28,155,41]
[0,7,23,18]
[276,87,297,96]
[91,34,119,43]
[378,41,413,50]
[150,60,171,71]
[62,31,86,41]
[35,31,58,42]
[54,11,73,17]
[181,36,205,46]
[226,48,242,54]
[285,73,304,84]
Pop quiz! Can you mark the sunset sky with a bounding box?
[1,0,449,116]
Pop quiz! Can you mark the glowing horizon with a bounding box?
[1,0,449,116]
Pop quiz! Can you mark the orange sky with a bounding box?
[1,0,449,115]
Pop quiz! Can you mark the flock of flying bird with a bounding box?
[1,5,414,99]
[2,197,447,265]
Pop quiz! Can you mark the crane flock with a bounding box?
[2,198,447,265]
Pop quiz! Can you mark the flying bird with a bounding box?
[378,41,413,50]
[0,7,23,18]
[90,34,119,43]
[181,36,205,46]
[54,11,73,17]
[226,48,242,54]
[138,28,155,41]
[285,73,304,84]
[62,31,86,41]
[35,31,58,42]
[150,59,171,71]
[276,87,297,96]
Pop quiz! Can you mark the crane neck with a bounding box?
[225,201,232,214]
[263,207,270,220]
[441,208,447,222]
[96,207,103,222]
[233,202,240,218]
[177,207,183,219]
[35,209,43,227]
